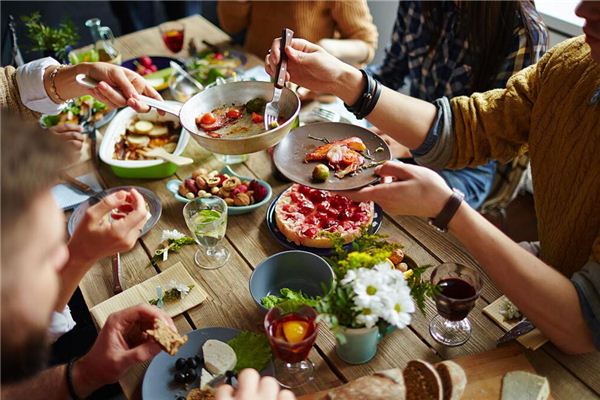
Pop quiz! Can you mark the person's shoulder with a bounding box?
[537,36,591,74]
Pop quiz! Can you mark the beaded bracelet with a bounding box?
[48,64,68,103]
[66,358,82,400]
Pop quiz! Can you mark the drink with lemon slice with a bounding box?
[265,305,318,388]
[183,196,229,269]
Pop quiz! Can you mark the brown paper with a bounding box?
[90,262,207,328]
[483,295,548,350]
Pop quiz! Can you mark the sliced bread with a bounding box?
[202,339,237,375]
[403,360,443,400]
[145,319,188,356]
[435,360,467,400]
[327,372,405,400]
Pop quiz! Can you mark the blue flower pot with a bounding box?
[335,323,395,365]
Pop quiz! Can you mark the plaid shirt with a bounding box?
[371,1,548,102]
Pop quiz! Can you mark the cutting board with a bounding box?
[299,344,552,400]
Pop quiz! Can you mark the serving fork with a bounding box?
[264,28,294,130]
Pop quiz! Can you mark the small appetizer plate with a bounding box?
[142,327,275,400]
[166,166,272,215]
[265,190,384,257]
[273,122,392,191]
[68,186,162,237]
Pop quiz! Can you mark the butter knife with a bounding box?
[497,318,535,345]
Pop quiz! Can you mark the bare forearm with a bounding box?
[56,244,95,311]
[2,366,69,399]
[335,67,436,149]
[448,203,595,353]
[318,39,371,65]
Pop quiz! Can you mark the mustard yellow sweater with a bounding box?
[0,65,37,119]
[450,36,600,277]
[217,0,378,62]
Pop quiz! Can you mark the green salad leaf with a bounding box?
[261,288,321,310]
[227,331,272,373]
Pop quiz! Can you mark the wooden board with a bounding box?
[298,345,553,400]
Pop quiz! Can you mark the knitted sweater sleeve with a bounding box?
[330,0,378,63]
[0,66,38,119]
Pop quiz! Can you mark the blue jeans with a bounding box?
[438,161,496,209]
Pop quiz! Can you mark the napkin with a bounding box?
[483,295,548,350]
[90,262,208,328]
[52,173,103,210]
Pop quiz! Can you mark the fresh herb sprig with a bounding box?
[149,285,194,306]
[148,236,195,268]
[21,12,79,60]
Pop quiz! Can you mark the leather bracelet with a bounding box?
[428,188,465,232]
[359,77,382,119]
[344,69,371,117]
[66,358,83,400]
[49,64,68,103]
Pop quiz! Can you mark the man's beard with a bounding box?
[1,328,49,383]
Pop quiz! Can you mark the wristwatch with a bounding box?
[428,189,465,232]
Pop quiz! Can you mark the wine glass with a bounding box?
[183,196,229,269]
[264,305,318,388]
[159,22,185,53]
[429,263,483,346]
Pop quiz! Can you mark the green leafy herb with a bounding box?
[227,332,272,373]
[21,12,79,60]
[261,288,322,313]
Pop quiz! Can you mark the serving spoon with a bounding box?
[140,147,193,166]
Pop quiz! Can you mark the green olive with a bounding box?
[312,163,330,182]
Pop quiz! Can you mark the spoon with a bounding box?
[141,147,194,166]
[170,61,204,92]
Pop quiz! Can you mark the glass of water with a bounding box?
[183,196,229,269]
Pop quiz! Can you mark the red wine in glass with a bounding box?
[429,263,482,346]
[159,22,184,53]
[435,278,477,321]
[265,305,318,388]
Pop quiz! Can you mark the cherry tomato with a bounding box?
[139,56,153,67]
[200,112,217,125]
[214,53,224,60]
[226,108,242,119]
[149,64,158,72]
[251,112,263,123]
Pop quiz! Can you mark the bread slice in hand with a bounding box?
[435,360,467,400]
[145,319,188,356]
[202,339,237,376]
[404,360,443,400]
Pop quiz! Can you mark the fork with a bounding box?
[264,28,294,130]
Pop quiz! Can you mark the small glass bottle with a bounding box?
[85,18,121,64]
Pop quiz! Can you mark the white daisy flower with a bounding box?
[168,279,191,295]
[161,229,186,242]
[355,307,379,329]
[381,286,415,329]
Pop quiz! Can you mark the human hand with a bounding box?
[67,189,148,265]
[216,369,295,400]
[264,38,360,101]
[48,123,85,152]
[73,305,175,397]
[338,161,453,218]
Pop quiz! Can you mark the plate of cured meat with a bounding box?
[273,122,392,191]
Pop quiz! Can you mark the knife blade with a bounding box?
[497,318,535,345]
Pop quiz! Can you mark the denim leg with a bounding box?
[438,161,497,210]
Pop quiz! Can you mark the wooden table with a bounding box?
[74,15,600,400]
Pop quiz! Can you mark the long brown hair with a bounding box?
[422,1,544,92]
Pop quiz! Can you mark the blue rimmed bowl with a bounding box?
[249,250,334,313]
[166,166,272,215]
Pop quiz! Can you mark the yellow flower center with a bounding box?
[363,308,372,315]
[366,285,377,295]
[394,304,402,313]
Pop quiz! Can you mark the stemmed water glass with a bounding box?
[264,305,318,388]
[429,263,483,346]
[183,196,229,270]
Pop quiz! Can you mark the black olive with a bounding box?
[176,397,186,400]
[174,371,187,384]
[185,368,198,383]
[186,357,198,369]
[194,355,203,365]
[175,358,187,371]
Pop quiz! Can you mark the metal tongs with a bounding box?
[264,28,294,130]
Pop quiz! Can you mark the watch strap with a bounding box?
[429,189,464,232]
